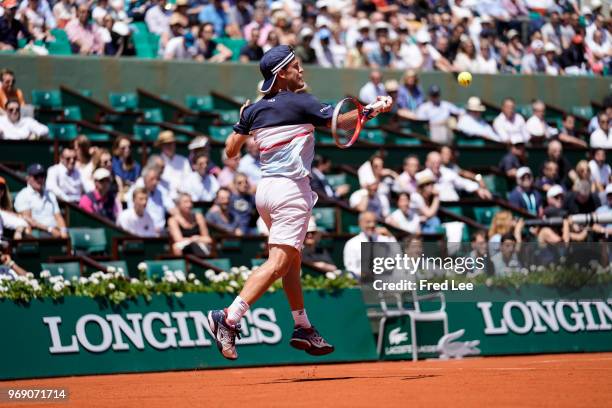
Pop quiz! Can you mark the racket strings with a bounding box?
[335,107,360,144]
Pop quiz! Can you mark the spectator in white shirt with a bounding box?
[456,96,499,141]
[349,181,391,221]
[394,155,420,195]
[156,131,191,197]
[144,0,170,37]
[343,211,396,278]
[590,112,612,149]
[525,100,558,140]
[46,147,84,203]
[358,70,387,105]
[117,187,158,237]
[0,99,48,140]
[183,152,219,202]
[126,165,178,231]
[425,151,491,201]
[237,138,262,186]
[416,85,464,144]
[493,98,529,143]
[474,39,498,74]
[588,148,611,193]
[386,192,420,234]
[14,163,68,238]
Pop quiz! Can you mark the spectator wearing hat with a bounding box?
[590,112,612,149]
[593,184,612,234]
[163,13,190,60]
[239,25,264,62]
[0,176,30,240]
[525,100,558,140]
[112,135,140,188]
[79,168,121,222]
[117,187,158,237]
[521,40,547,74]
[237,138,261,187]
[386,192,420,234]
[183,153,219,202]
[508,167,543,215]
[156,130,191,197]
[589,148,611,194]
[493,98,529,144]
[0,0,32,50]
[411,169,441,233]
[343,211,396,278]
[46,147,84,203]
[198,0,228,37]
[65,5,104,55]
[0,99,48,140]
[416,86,464,145]
[14,164,67,238]
[396,70,424,115]
[359,70,387,105]
[127,165,177,231]
[295,27,317,65]
[543,184,567,218]
[302,217,338,272]
[456,96,499,141]
[425,151,491,201]
[542,42,562,75]
[564,179,601,215]
[0,70,25,109]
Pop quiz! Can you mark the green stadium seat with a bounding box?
[131,21,149,34]
[326,174,347,188]
[46,41,72,55]
[135,43,158,59]
[312,207,336,232]
[32,90,62,108]
[133,124,160,142]
[392,135,421,146]
[17,38,27,49]
[100,260,129,276]
[315,131,334,144]
[516,104,532,118]
[206,258,232,271]
[216,110,240,124]
[48,123,78,140]
[63,106,82,120]
[50,28,69,43]
[473,207,497,226]
[348,225,361,234]
[215,38,247,61]
[443,206,464,217]
[109,92,138,111]
[361,129,385,144]
[455,133,486,147]
[142,108,163,123]
[186,95,214,111]
[482,174,507,196]
[68,228,107,255]
[143,259,187,279]
[86,133,111,142]
[571,106,593,119]
[41,262,81,280]
[209,125,233,142]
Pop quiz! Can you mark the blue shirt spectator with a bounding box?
[508,167,543,215]
[198,0,228,37]
[396,71,424,111]
[206,187,241,235]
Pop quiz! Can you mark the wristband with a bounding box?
[60,227,67,233]
[47,227,54,234]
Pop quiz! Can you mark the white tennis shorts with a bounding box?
[256,176,317,250]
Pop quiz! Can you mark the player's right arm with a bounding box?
[225,132,250,159]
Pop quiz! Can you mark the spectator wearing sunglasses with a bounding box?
[46,147,84,203]
[14,164,68,238]
[0,99,48,140]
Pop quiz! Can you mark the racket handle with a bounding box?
[363,100,388,119]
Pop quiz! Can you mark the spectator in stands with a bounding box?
[395,155,420,195]
[238,138,261,186]
[79,168,120,222]
[543,184,567,218]
[230,172,257,235]
[14,164,67,238]
[405,30,452,72]
[198,0,228,37]
[573,160,599,194]
[425,151,490,201]
[564,179,601,215]
[345,38,369,69]
[52,0,76,29]
[228,0,253,32]
[162,13,190,60]
[358,70,387,105]
[0,176,30,239]
[111,135,140,194]
[0,99,48,140]
[193,22,233,62]
[416,85,464,145]
[0,69,25,108]
[156,131,191,197]
[73,135,94,192]
[491,233,522,276]
[412,169,441,233]
[590,112,611,149]
[589,148,611,194]
[168,192,213,257]
[467,230,489,276]
[349,181,390,221]
[439,146,487,189]
[46,147,83,203]
[488,210,523,256]
[560,34,588,74]
[557,113,587,147]
[493,98,529,144]
[144,0,170,38]
[217,150,239,189]
[302,218,338,273]
[294,27,317,65]
[239,25,263,62]
[453,36,478,72]
[521,40,547,74]
[593,184,612,235]
[366,24,393,68]
[343,211,396,278]
[310,154,349,201]
[206,187,241,235]
[0,1,32,51]
[359,153,398,199]
[386,192,420,234]
[535,160,559,193]
[508,167,543,216]
[243,9,271,47]
[92,0,110,25]
[65,5,104,55]
[474,38,498,74]
[525,100,558,140]
[396,70,424,116]
[498,140,527,179]
[456,97,499,141]
[116,187,158,237]
[91,148,120,196]
[184,152,219,202]
[127,165,177,231]
[314,28,344,68]
[543,42,562,75]
[17,0,55,41]
[145,154,172,196]
[544,139,574,186]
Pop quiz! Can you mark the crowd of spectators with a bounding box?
[0,0,609,75]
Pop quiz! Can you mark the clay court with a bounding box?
[3,352,612,408]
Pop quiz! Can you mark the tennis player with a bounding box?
[208,45,392,360]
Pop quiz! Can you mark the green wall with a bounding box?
[1,54,609,109]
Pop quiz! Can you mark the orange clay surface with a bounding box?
[3,353,612,408]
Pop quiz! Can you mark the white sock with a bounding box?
[226,296,249,326]
[292,309,311,328]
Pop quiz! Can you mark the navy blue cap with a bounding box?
[429,85,441,96]
[259,45,295,94]
[27,163,46,176]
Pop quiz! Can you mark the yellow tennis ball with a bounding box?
[458,71,472,87]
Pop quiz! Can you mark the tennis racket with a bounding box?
[331,97,388,149]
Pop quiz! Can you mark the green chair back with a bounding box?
[186,95,214,111]
[326,174,346,189]
[209,125,233,142]
[46,41,72,55]
[68,228,107,254]
[312,207,336,232]
[41,262,81,280]
[109,92,138,111]
[133,124,160,142]
[63,106,82,120]
[48,123,78,141]
[142,108,163,123]
[206,258,232,271]
[32,90,62,108]
[143,259,187,279]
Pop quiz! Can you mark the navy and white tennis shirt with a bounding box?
[233,90,333,180]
